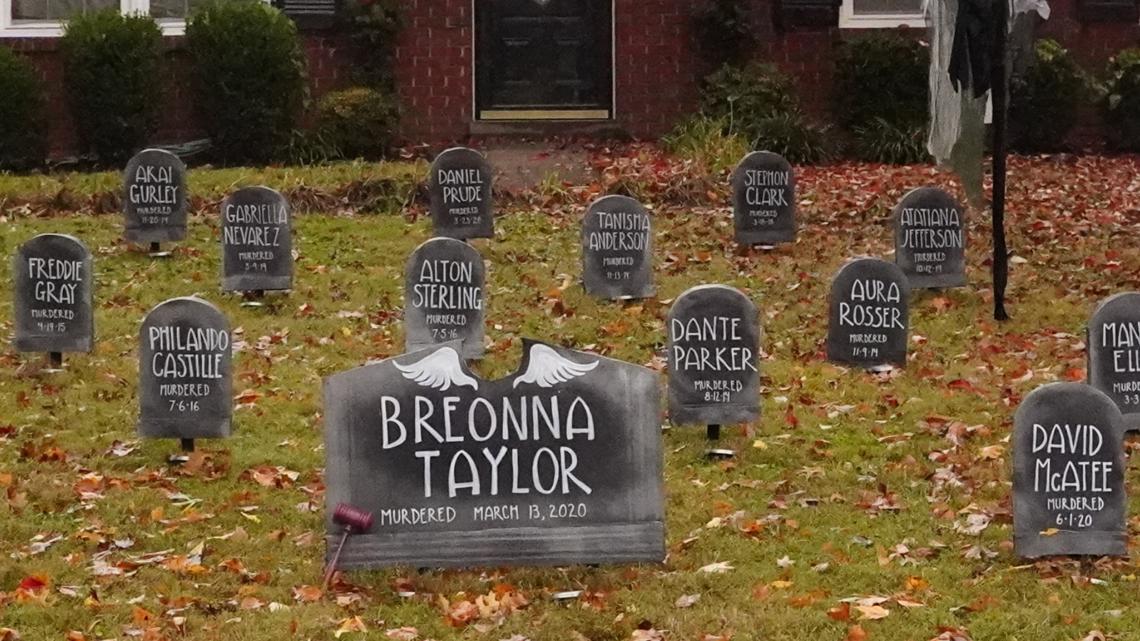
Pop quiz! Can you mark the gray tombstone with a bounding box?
[138,297,232,440]
[428,147,494,240]
[323,339,664,568]
[123,148,188,244]
[12,234,94,354]
[404,238,486,360]
[581,195,654,300]
[731,151,796,245]
[893,187,966,289]
[826,258,909,368]
[221,186,293,292]
[1088,292,1140,431]
[1013,382,1126,558]
[667,285,760,426]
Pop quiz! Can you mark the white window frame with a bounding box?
[839,0,926,28]
[0,0,231,37]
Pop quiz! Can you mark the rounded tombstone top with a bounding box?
[1014,381,1122,427]
[670,283,757,314]
[831,256,909,288]
[19,233,90,254]
[141,296,229,328]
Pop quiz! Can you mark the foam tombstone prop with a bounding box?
[1013,383,1126,558]
[138,297,233,453]
[12,234,94,365]
[322,340,664,568]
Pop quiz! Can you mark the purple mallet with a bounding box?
[323,503,374,588]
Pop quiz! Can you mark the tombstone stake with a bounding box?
[240,290,266,308]
[48,352,62,370]
[181,438,194,453]
[707,424,721,441]
[323,503,375,588]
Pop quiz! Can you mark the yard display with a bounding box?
[581,195,654,300]
[826,258,909,369]
[731,151,796,246]
[221,186,293,295]
[404,237,486,360]
[12,233,94,365]
[322,340,664,567]
[428,147,494,240]
[892,187,967,289]
[123,148,187,254]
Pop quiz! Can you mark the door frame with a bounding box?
[471,0,616,122]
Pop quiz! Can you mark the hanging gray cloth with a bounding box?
[926,0,1049,206]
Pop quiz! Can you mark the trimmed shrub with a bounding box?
[700,63,798,143]
[833,33,929,131]
[60,9,162,164]
[753,111,832,165]
[187,0,306,164]
[316,86,400,159]
[0,46,47,170]
[832,33,929,163]
[344,0,402,89]
[1009,39,1085,152]
[1104,47,1140,152]
[691,0,756,68]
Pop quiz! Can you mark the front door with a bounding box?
[476,0,613,120]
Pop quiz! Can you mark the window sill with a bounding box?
[838,14,925,28]
[0,20,187,38]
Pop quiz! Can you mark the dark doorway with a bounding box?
[475,0,613,120]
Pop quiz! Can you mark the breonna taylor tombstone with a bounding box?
[1088,292,1140,432]
[123,148,187,256]
[221,186,293,297]
[731,151,796,246]
[13,234,94,368]
[429,147,494,240]
[405,237,486,360]
[893,187,966,289]
[138,297,233,456]
[826,258,909,369]
[322,339,664,568]
[581,195,654,300]
[1013,382,1126,558]
[667,285,760,445]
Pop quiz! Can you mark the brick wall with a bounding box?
[4,0,1138,158]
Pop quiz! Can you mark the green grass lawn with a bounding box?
[0,154,1139,641]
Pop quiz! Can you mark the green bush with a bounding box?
[1104,47,1140,152]
[316,86,400,160]
[1009,39,1085,152]
[691,0,756,68]
[851,117,927,164]
[700,63,798,142]
[752,111,832,165]
[0,46,46,170]
[344,0,402,89]
[833,33,929,163]
[187,0,306,164]
[661,115,750,174]
[60,9,162,164]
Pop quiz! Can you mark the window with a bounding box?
[840,0,926,28]
[2,0,220,37]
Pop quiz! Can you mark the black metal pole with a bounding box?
[150,242,161,254]
[181,438,194,453]
[48,352,62,369]
[991,0,1010,321]
[707,424,721,441]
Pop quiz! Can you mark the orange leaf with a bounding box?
[846,624,869,641]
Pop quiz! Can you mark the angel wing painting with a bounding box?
[513,344,598,389]
[394,347,479,391]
